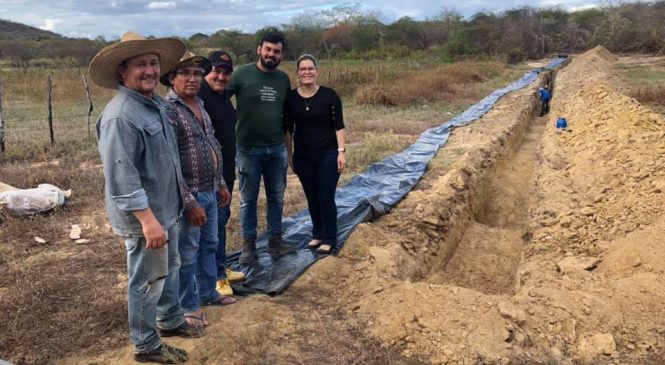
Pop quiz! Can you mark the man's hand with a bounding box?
[218,187,231,208]
[186,204,207,226]
[132,208,167,249]
[143,220,168,249]
[288,155,295,174]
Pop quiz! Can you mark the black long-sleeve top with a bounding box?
[284,86,344,151]
[198,81,237,188]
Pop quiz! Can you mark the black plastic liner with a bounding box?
[228,58,569,295]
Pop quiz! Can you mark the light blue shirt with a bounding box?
[96,85,184,236]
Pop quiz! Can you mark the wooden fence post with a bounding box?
[0,79,5,153]
[47,73,54,145]
[81,74,94,140]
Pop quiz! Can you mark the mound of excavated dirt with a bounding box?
[304,47,665,364]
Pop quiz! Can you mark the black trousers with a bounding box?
[293,148,340,246]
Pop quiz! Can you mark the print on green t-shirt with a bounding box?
[227,64,291,147]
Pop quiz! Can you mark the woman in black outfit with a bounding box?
[284,54,346,254]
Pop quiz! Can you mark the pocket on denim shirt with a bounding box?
[144,120,162,136]
[143,120,170,156]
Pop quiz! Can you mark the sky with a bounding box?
[0,0,622,40]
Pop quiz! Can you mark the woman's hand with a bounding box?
[337,151,346,172]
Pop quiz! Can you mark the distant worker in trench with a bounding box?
[538,84,551,117]
[284,54,346,254]
[90,32,202,364]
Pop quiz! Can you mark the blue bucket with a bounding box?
[556,117,568,129]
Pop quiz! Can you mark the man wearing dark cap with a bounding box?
[198,51,246,297]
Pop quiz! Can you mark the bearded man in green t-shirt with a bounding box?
[226,33,296,264]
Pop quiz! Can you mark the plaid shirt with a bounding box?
[165,89,226,210]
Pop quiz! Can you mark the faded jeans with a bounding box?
[236,143,288,240]
[125,223,184,353]
[178,190,222,311]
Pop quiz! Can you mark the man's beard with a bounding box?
[260,55,281,70]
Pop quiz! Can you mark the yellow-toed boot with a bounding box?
[226,268,246,283]
[215,279,234,297]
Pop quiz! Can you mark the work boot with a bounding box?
[268,234,296,256]
[134,343,188,364]
[238,238,256,265]
[226,268,246,283]
[215,278,234,296]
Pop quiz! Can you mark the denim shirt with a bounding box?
[97,85,184,237]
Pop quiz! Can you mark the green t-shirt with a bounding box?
[226,63,291,147]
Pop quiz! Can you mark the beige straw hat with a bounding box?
[159,51,213,87]
[89,31,186,89]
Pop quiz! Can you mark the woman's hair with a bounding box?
[296,54,317,70]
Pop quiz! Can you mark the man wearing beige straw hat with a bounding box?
[91,32,203,364]
[160,52,235,329]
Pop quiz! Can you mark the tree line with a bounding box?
[1,1,664,68]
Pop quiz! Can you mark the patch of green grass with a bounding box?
[622,69,665,85]
[346,131,415,174]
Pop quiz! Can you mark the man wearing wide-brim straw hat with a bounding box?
[161,51,236,330]
[90,32,204,364]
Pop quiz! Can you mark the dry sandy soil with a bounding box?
[4,47,665,364]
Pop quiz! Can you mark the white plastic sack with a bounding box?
[0,184,71,216]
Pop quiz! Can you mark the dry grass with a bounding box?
[631,84,665,103]
[353,60,506,106]
[0,59,529,364]
[0,159,125,365]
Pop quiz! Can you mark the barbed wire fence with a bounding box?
[0,71,104,158]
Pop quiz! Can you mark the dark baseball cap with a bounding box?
[208,50,233,71]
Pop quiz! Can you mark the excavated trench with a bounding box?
[431,116,546,294]
[417,75,555,296]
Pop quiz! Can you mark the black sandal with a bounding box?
[308,239,322,249]
[315,244,333,254]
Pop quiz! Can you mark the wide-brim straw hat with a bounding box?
[89,31,186,89]
[159,51,213,87]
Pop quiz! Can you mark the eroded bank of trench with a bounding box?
[386,72,556,297]
[428,115,548,295]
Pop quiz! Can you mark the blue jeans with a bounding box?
[236,143,288,239]
[216,181,233,279]
[293,149,340,245]
[178,190,221,311]
[125,223,184,353]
